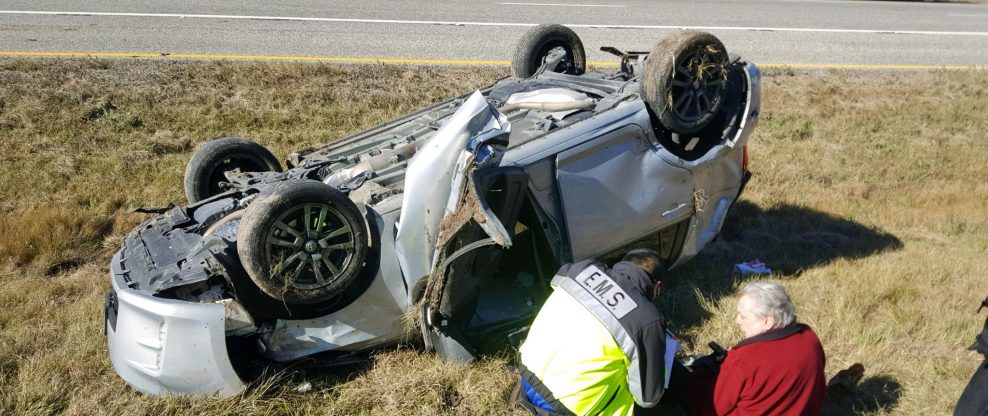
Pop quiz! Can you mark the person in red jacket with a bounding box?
[713,282,826,416]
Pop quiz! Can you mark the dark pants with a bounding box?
[513,361,720,416]
[955,358,988,416]
[635,361,719,416]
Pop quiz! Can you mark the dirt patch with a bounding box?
[441,383,463,410]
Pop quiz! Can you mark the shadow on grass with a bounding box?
[659,201,903,337]
[824,376,904,415]
[651,375,905,416]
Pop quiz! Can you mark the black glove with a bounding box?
[708,341,728,363]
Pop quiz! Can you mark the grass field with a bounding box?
[0,59,985,415]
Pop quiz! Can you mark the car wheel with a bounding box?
[642,30,729,135]
[184,137,282,204]
[512,24,587,78]
[237,180,368,306]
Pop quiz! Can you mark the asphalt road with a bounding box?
[1,0,987,68]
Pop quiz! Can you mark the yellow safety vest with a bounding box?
[520,287,637,416]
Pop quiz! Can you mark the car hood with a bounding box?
[394,90,511,287]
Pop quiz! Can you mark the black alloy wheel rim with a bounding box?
[669,48,725,123]
[264,203,356,290]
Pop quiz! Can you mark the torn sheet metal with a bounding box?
[438,170,513,250]
[394,91,511,286]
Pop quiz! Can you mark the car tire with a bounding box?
[642,30,729,135]
[512,24,587,78]
[184,137,282,204]
[237,179,368,306]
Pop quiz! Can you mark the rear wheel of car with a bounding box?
[184,137,282,204]
[512,24,586,78]
[237,180,368,306]
[642,30,729,135]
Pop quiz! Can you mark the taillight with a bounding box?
[742,145,749,172]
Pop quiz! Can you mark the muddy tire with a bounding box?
[184,137,282,203]
[512,24,586,78]
[237,180,367,306]
[642,31,729,135]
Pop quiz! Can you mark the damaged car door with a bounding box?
[421,165,555,362]
[555,124,695,261]
[393,91,546,361]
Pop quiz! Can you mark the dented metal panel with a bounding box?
[107,252,244,398]
[673,62,761,266]
[394,91,511,286]
[556,124,695,260]
[261,263,408,361]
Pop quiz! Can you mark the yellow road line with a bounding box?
[0,51,985,71]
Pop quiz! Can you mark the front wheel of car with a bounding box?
[237,180,368,306]
[642,30,729,135]
[184,136,282,204]
[512,24,587,78]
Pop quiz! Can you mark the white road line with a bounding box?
[499,2,626,7]
[2,10,987,37]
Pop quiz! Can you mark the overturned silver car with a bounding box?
[105,25,760,397]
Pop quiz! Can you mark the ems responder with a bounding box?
[516,248,670,415]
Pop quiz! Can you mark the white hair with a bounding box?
[740,282,797,328]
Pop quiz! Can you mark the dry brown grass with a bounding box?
[0,207,107,272]
[0,59,985,415]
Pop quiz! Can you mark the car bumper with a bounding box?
[105,250,245,397]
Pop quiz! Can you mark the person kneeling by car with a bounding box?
[514,249,673,415]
